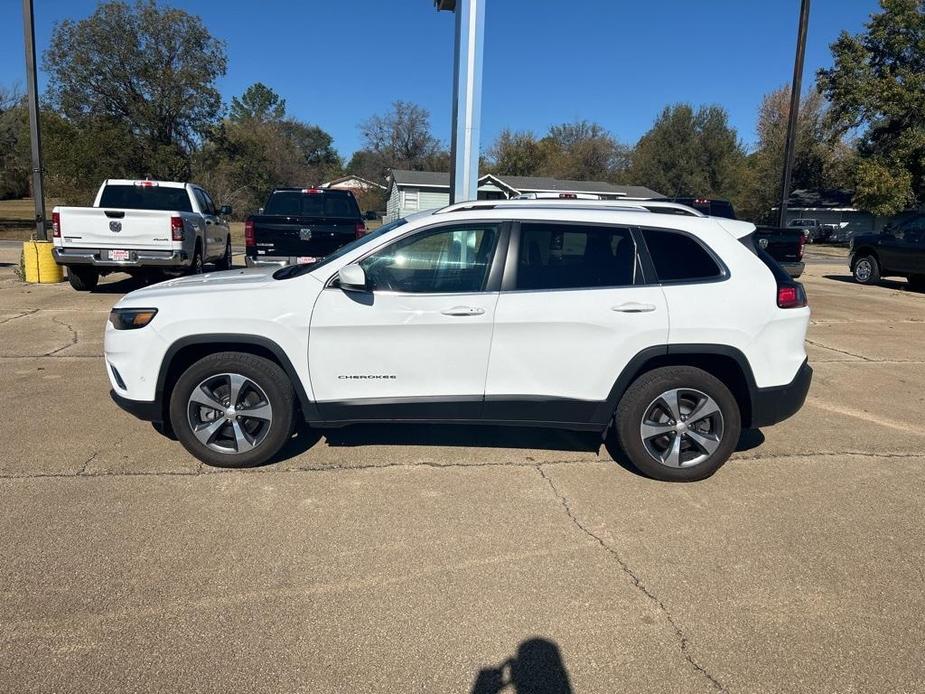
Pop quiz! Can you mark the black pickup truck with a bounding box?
[245,187,365,267]
[664,198,806,278]
[850,215,925,289]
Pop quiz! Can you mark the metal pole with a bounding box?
[22,0,47,240]
[439,0,485,204]
[778,0,811,228]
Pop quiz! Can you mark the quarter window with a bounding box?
[360,224,499,293]
[516,223,636,290]
[643,229,722,282]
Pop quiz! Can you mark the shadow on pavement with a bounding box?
[322,423,602,452]
[471,638,573,694]
[823,274,923,292]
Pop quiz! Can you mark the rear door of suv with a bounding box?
[483,221,669,426]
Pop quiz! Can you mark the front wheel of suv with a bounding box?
[169,352,295,468]
[614,366,741,482]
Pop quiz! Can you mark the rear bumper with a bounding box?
[749,359,812,428]
[245,255,290,268]
[54,247,189,268]
[110,390,162,422]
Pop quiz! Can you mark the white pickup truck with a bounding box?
[52,179,233,291]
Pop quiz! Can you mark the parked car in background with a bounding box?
[667,197,737,220]
[245,187,365,267]
[787,218,833,243]
[850,216,925,290]
[106,199,811,482]
[52,179,232,291]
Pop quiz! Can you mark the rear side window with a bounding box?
[643,229,722,282]
[98,185,193,212]
[263,191,360,218]
[517,223,636,290]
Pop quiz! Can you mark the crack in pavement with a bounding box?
[804,339,872,362]
[0,309,39,325]
[42,316,80,357]
[534,464,726,692]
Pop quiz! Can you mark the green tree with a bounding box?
[0,85,29,200]
[541,120,630,181]
[817,0,925,214]
[229,83,286,123]
[355,101,446,178]
[43,0,227,181]
[629,104,746,202]
[486,129,546,176]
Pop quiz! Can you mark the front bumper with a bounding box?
[110,390,162,422]
[749,359,812,428]
[54,247,190,268]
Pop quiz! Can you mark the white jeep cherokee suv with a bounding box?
[105,200,812,481]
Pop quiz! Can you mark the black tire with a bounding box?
[169,352,295,468]
[188,243,204,275]
[614,366,741,482]
[852,254,880,285]
[67,266,99,291]
[214,237,232,271]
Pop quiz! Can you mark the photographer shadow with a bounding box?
[471,638,572,694]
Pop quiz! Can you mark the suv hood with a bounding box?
[116,267,278,305]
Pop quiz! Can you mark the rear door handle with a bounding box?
[441,306,486,316]
[612,302,656,313]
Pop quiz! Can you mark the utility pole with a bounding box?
[778,0,811,228]
[22,0,47,240]
[436,0,485,204]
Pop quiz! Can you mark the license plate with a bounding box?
[109,249,130,261]
[296,256,317,264]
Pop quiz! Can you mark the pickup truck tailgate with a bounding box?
[250,216,357,257]
[57,207,178,250]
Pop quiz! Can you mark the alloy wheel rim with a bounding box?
[856,259,871,281]
[187,373,273,454]
[640,388,724,468]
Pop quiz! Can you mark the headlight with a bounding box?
[109,307,158,330]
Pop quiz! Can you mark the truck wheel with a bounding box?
[169,352,295,468]
[67,267,99,291]
[613,366,741,482]
[852,254,880,285]
[214,237,232,271]
[188,244,204,275]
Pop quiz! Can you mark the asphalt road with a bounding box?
[1,251,923,693]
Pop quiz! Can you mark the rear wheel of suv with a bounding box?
[67,266,99,291]
[169,352,295,468]
[853,254,880,285]
[614,366,741,482]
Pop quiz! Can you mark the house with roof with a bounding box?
[384,169,663,221]
[321,175,387,193]
[777,189,921,238]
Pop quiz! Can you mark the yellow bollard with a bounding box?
[22,240,65,284]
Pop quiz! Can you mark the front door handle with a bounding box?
[612,302,656,313]
[441,306,486,316]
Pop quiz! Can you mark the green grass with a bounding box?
[0,198,62,241]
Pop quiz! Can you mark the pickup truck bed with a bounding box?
[754,227,806,278]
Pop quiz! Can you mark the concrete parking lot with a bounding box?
[1,244,923,693]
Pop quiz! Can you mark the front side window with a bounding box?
[516,223,636,290]
[360,224,499,293]
[643,228,723,282]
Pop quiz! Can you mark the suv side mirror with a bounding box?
[219,205,232,216]
[337,263,367,291]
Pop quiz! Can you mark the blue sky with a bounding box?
[1,0,877,158]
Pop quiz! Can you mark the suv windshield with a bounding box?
[98,185,192,212]
[274,218,408,280]
[263,191,359,218]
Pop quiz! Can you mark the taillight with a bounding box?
[301,188,321,195]
[777,284,807,309]
[797,233,806,261]
[170,216,184,241]
[244,220,255,246]
[52,211,61,238]
[355,222,366,239]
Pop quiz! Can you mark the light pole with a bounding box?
[436,0,485,204]
[22,0,47,240]
[778,0,811,228]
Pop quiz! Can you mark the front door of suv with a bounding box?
[483,222,668,425]
[309,222,505,421]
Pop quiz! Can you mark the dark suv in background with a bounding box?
[245,187,365,267]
